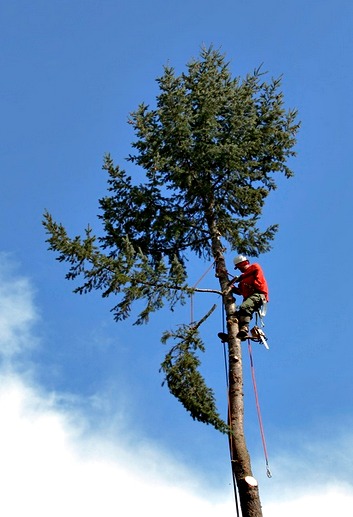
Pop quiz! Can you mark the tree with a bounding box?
[43,47,299,516]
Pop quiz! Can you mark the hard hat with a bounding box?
[233,254,248,266]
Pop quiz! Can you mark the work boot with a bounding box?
[237,326,249,340]
[217,332,229,342]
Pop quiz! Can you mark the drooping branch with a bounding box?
[160,303,228,433]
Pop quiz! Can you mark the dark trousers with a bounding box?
[237,293,265,327]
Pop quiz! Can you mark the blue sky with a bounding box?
[1,0,353,514]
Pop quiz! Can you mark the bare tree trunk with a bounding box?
[213,249,263,517]
[227,327,263,517]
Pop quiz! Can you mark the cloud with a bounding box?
[258,425,353,515]
[264,487,353,516]
[0,254,233,516]
[0,253,38,360]
[0,373,233,517]
[0,252,353,516]
[1,373,352,517]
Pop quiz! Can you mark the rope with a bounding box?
[221,308,241,517]
[247,339,272,478]
[190,260,216,323]
[189,262,243,512]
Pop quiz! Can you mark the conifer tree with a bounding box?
[43,47,299,517]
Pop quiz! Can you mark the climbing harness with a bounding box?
[258,299,267,320]
[256,297,267,327]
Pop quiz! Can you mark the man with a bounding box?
[219,255,269,341]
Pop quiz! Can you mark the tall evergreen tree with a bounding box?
[43,47,299,516]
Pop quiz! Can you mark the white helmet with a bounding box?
[233,254,248,266]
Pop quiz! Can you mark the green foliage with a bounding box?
[161,306,228,433]
[43,46,299,431]
[44,46,299,319]
[102,46,299,259]
[43,211,190,324]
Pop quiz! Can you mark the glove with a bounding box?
[227,275,239,286]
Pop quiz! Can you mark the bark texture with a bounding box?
[213,245,263,517]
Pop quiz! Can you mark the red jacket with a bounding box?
[237,263,269,301]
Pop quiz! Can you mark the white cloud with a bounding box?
[263,448,353,517]
[1,374,353,517]
[0,373,233,517]
[0,254,233,516]
[0,253,353,517]
[0,253,38,359]
[264,487,353,516]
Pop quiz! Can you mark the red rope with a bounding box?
[247,339,272,478]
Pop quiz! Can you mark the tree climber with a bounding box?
[219,255,269,341]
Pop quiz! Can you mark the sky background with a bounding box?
[1,0,353,515]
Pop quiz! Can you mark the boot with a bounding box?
[237,325,249,340]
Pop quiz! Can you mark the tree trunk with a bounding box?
[213,249,263,517]
[227,327,263,517]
